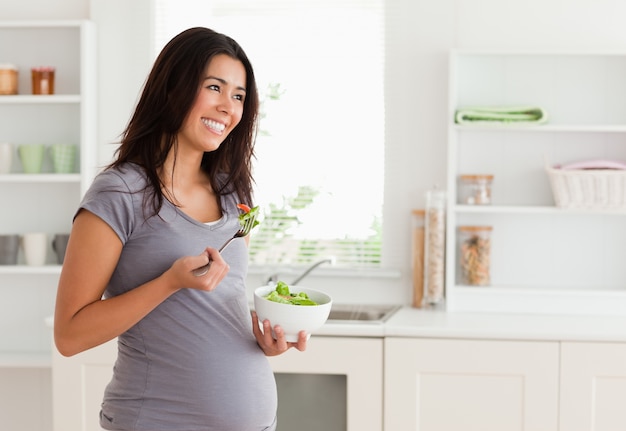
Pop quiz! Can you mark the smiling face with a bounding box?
[178,54,247,153]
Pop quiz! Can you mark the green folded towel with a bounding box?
[455,106,548,125]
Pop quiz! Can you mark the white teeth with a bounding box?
[202,118,226,132]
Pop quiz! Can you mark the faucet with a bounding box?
[266,257,336,285]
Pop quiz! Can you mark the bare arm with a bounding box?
[53,209,229,356]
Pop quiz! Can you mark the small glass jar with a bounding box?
[31,66,55,95]
[0,64,18,95]
[458,174,493,205]
[458,226,492,286]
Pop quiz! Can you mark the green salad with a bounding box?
[264,281,318,306]
[236,203,261,229]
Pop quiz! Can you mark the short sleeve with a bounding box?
[77,168,140,245]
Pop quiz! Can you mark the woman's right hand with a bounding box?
[170,247,230,292]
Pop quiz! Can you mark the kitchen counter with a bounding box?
[384,307,626,342]
[315,320,387,337]
[314,306,626,342]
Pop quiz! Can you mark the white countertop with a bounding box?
[386,308,626,342]
[315,320,387,337]
[315,307,626,342]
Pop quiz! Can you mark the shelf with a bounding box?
[0,173,81,183]
[453,124,626,133]
[447,50,626,316]
[0,265,62,275]
[453,49,626,56]
[0,20,88,29]
[0,351,51,368]
[0,19,95,429]
[0,95,81,104]
[454,204,626,216]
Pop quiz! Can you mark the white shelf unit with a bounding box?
[446,51,626,316]
[0,20,97,431]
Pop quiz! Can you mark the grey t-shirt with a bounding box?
[79,163,277,431]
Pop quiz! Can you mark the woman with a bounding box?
[53,27,307,431]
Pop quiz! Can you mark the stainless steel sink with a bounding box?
[326,304,400,323]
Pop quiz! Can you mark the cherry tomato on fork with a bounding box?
[237,203,251,213]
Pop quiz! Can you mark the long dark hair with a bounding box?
[110,27,259,216]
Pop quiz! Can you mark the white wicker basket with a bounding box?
[546,164,626,209]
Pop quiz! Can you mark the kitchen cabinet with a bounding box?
[384,337,560,431]
[0,20,97,431]
[385,335,626,431]
[560,341,626,430]
[52,335,384,431]
[52,338,115,431]
[446,51,626,315]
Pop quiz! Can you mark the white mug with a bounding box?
[22,232,47,266]
[0,142,12,174]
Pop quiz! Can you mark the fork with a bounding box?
[192,214,258,276]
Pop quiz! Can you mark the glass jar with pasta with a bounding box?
[423,189,446,305]
[458,226,492,286]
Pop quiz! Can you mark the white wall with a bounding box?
[89,0,154,166]
[0,0,88,20]
[4,0,626,305]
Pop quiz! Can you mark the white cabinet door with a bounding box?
[385,337,559,431]
[268,336,383,431]
[560,342,626,431]
[52,339,117,431]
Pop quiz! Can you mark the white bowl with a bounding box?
[253,285,333,342]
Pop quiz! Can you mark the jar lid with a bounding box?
[458,225,493,231]
[459,174,494,180]
[0,64,18,71]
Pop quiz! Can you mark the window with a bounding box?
[154,0,385,268]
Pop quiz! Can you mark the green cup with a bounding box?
[18,144,45,174]
[50,144,77,173]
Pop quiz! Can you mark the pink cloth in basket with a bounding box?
[557,160,626,171]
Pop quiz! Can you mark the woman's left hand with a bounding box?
[251,311,307,355]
